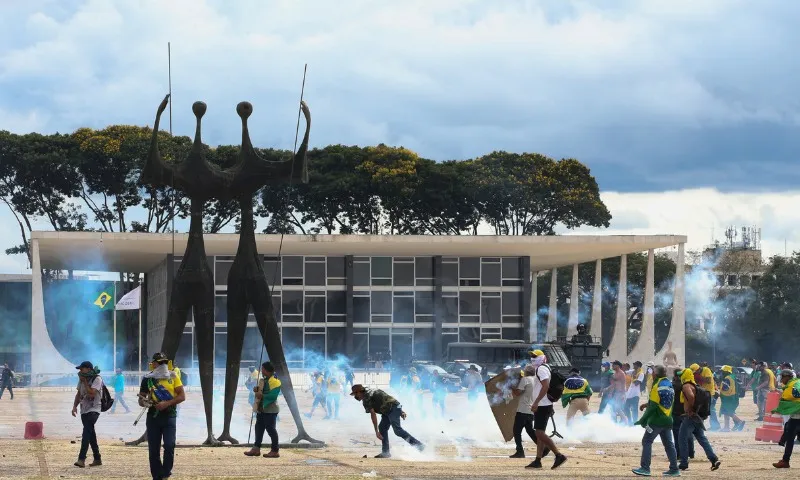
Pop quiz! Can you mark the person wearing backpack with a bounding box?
[524,349,567,470]
[632,365,680,477]
[72,361,104,468]
[678,368,721,471]
[718,365,745,431]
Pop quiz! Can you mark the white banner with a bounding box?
[115,285,142,311]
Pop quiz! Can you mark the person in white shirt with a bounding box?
[625,361,645,425]
[510,365,548,459]
[71,361,104,468]
[525,349,567,470]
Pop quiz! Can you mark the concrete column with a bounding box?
[547,268,558,340]
[567,264,580,337]
[629,249,656,363]
[30,239,75,385]
[522,257,533,342]
[607,254,627,361]
[432,256,444,361]
[345,255,354,357]
[656,243,686,368]
[529,272,538,343]
[590,259,602,342]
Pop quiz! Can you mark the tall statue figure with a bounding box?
[216,100,320,444]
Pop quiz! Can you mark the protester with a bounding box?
[772,369,800,468]
[244,361,281,458]
[562,368,592,424]
[245,366,259,407]
[633,365,680,477]
[524,349,567,470]
[756,362,776,421]
[678,368,721,471]
[325,373,342,420]
[510,364,546,458]
[700,362,720,430]
[431,370,447,417]
[608,360,628,424]
[645,361,655,393]
[72,361,104,468]
[110,368,131,414]
[0,362,14,400]
[139,352,186,480]
[625,361,645,425]
[719,365,745,431]
[671,369,694,461]
[350,384,424,458]
[598,362,613,414]
[306,372,327,418]
[465,365,483,404]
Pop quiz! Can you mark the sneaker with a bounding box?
[374,452,391,459]
[710,460,721,471]
[509,452,526,459]
[773,459,790,469]
[552,454,567,469]
[678,464,688,471]
[244,448,261,457]
[663,469,681,477]
[525,459,542,469]
[88,458,102,467]
[734,421,746,431]
[263,451,280,458]
[632,467,651,476]
[74,460,85,468]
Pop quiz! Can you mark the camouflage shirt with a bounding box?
[361,388,399,415]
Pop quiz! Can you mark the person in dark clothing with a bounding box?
[671,369,694,461]
[71,361,104,468]
[0,363,14,400]
[350,384,425,458]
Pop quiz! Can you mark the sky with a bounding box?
[1,0,799,273]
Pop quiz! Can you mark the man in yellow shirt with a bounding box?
[700,362,720,430]
[756,362,776,421]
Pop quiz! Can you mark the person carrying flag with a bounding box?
[632,365,680,477]
[719,365,745,431]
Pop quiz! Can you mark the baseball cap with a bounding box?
[151,352,169,364]
[529,349,544,357]
[601,361,611,367]
[76,361,94,370]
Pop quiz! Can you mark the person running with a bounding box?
[139,352,186,480]
[719,365,745,431]
[244,361,281,458]
[562,368,592,424]
[633,365,680,477]
[72,361,104,468]
[306,372,328,418]
[678,368,721,472]
[110,368,131,414]
[350,384,424,458]
[510,365,545,459]
[0,362,14,400]
[525,349,567,470]
[772,369,800,469]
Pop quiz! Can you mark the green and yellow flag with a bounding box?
[92,285,114,311]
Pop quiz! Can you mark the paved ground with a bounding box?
[0,386,795,479]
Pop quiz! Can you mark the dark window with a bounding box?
[281,291,303,315]
[282,278,303,286]
[460,315,480,324]
[502,291,522,315]
[327,256,345,278]
[371,291,392,315]
[442,296,458,323]
[502,279,523,287]
[354,296,370,323]
[459,291,480,315]
[242,326,265,364]
[440,334,459,361]
[371,257,392,278]
[502,258,521,279]
[282,314,303,323]
[415,291,433,315]
[263,258,281,285]
[353,262,370,286]
[481,262,501,287]
[327,327,346,358]
[414,328,433,360]
[415,257,433,278]
[372,315,391,323]
[416,278,434,286]
[460,327,480,344]
[328,278,346,286]
[460,279,480,287]
[416,315,434,323]
[304,296,325,323]
[393,297,414,323]
[503,315,524,324]
[282,327,304,364]
[391,332,413,365]
[372,278,392,286]
[271,294,281,319]
[441,262,458,286]
[393,262,414,286]
[305,262,325,286]
[282,256,303,278]
[326,291,346,315]
[502,328,524,341]
[215,261,232,285]
[304,333,326,363]
[215,295,228,323]
[459,257,480,279]
[481,297,501,323]
[352,332,368,366]
[369,328,390,358]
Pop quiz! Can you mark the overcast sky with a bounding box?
[1,0,799,273]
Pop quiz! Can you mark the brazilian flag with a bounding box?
[92,284,115,311]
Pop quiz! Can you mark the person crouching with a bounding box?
[245,361,281,458]
[562,368,592,424]
[350,384,425,458]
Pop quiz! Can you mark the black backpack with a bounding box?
[100,380,114,413]
[538,365,566,402]
[693,384,711,420]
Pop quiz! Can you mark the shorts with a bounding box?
[533,404,554,430]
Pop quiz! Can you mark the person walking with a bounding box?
[509,365,545,459]
[325,373,342,420]
[700,362,720,430]
[0,362,14,400]
[244,362,281,458]
[138,352,185,480]
[632,365,680,477]
[678,369,721,472]
[562,368,592,424]
[756,362,776,421]
[672,369,694,462]
[525,349,567,470]
[625,361,645,425]
[465,365,483,404]
[772,369,800,469]
[350,384,424,458]
[72,361,104,468]
[110,368,131,414]
[718,365,745,431]
[597,362,613,414]
[430,370,447,417]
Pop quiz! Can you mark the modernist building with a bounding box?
[26,231,687,382]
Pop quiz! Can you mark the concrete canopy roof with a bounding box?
[31,231,686,273]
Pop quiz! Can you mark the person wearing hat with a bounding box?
[772,369,800,468]
[525,349,568,470]
[699,362,720,431]
[562,368,592,424]
[72,361,104,468]
[677,368,721,471]
[0,362,14,400]
[510,364,546,459]
[350,384,424,458]
[138,352,185,480]
[719,365,745,431]
[671,368,695,461]
[598,362,613,414]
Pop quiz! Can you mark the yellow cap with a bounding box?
[689,363,700,372]
[721,365,733,374]
[529,349,544,357]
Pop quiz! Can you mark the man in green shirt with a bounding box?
[749,360,762,408]
[350,384,424,458]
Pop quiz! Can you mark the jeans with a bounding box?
[678,417,718,468]
[512,412,537,453]
[326,394,341,419]
[709,396,720,429]
[640,426,678,471]
[0,382,12,400]
[672,416,694,460]
[598,393,610,413]
[146,414,177,480]
[378,405,422,454]
[111,391,130,412]
[781,418,800,462]
[254,412,279,452]
[625,397,640,425]
[78,412,100,460]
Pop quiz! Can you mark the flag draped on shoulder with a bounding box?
[92,284,115,311]
[635,377,674,428]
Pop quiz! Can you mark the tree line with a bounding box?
[0,126,612,266]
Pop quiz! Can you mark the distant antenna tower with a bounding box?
[724,224,761,250]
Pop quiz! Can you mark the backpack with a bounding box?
[693,384,711,420]
[538,365,566,402]
[100,380,114,413]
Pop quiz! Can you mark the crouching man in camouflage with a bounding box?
[350,384,425,458]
